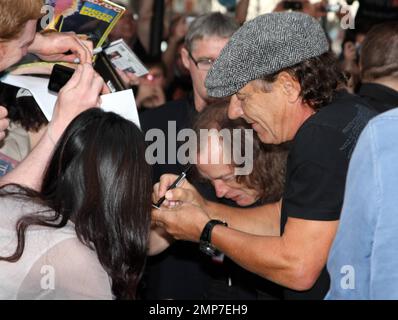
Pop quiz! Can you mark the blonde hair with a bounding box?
[0,0,44,40]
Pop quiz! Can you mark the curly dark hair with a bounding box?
[193,102,289,204]
[260,51,347,110]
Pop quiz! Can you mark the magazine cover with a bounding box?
[45,0,126,48]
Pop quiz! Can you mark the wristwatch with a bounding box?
[199,219,228,256]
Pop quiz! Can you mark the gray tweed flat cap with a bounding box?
[205,12,329,98]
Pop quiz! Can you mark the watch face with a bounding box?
[200,242,217,256]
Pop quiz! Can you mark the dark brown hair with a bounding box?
[360,21,398,82]
[193,102,288,204]
[0,109,152,300]
[0,83,48,132]
[259,51,346,110]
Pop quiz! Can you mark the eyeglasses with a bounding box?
[188,51,215,71]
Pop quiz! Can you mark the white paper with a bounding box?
[0,74,140,128]
[100,90,140,128]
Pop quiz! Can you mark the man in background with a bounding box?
[357,21,398,113]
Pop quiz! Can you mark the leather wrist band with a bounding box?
[199,219,228,256]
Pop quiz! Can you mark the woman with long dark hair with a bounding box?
[0,108,152,299]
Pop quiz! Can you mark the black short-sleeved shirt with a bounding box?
[281,91,377,300]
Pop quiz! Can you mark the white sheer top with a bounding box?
[0,193,113,300]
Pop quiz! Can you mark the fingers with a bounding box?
[0,106,8,119]
[158,174,179,198]
[165,188,196,203]
[151,202,210,242]
[155,173,196,204]
[152,204,178,226]
[53,63,104,135]
[116,69,140,87]
[153,183,160,203]
[152,207,166,225]
[60,64,83,92]
[153,174,192,209]
[116,68,129,86]
[60,64,102,102]
[73,37,92,64]
[0,117,10,132]
[0,106,9,142]
[81,39,94,53]
[62,34,93,64]
[78,63,96,89]
[102,83,111,95]
[91,72,106,96]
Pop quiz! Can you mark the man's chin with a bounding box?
[236,198,255,207]
[252,125,276,144]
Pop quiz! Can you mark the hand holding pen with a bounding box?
[73,44,106,64]
[153,166,192,209]
[152,169,208,212]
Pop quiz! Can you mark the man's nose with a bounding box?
[214,180,229,198]
[228,95,244,120]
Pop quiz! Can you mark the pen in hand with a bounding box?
[73,46,105,64]
[153,165,192,209]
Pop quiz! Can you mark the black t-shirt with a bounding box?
[281,91,377,300]
[358,83,398,114]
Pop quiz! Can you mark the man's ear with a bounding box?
[278,71,301,103]
[181,47,190,70]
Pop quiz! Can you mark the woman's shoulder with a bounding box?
[38,237,113,299]
[0,186,75,240]
[0,186,48,230]
[16,237,113,300]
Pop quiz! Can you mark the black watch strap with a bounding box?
[199,219,228,256]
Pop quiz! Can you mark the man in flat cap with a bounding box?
[152,12,376,299]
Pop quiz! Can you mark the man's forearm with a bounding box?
[148,226,173,256]
[204,200,281,236]
[28,32,44,55]
[211,225,302,289]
